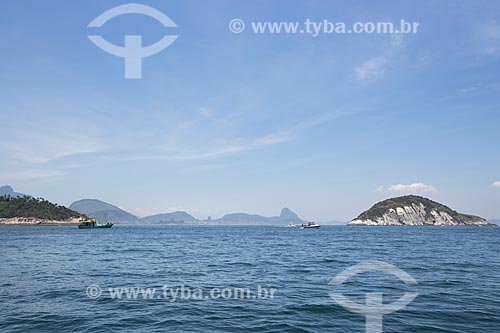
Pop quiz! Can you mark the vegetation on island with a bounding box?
[0,195,84,220]
[356,195,484,223]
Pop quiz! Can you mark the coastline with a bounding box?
[0,217,81,226]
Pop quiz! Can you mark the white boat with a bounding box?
[287,222,296,227]
[301,222,320,229]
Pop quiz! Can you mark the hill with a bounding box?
[349,195,492,226]
[0,196,83,223]
[69,199,138,224]
[140,211,199,224]
[215,213,270,225]
[213,208,305,225]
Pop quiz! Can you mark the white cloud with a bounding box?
[492,181,500,188]
[354,56,386,80]
[388,183,437,195]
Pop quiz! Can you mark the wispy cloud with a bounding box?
[354,35,406,81]
[0,116,106,182]
[0,120,105,165]
[459,85,480,93]
[108,108,350,163]
[1,142,102,165]
[119,130,292,162]
[388,182,437,195]
[354,56,386,80]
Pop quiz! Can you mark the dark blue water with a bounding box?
[1,226,499,332]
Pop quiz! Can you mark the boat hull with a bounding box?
[78,224,113,229]
[301,223,321,229]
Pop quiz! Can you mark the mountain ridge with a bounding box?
[69,197,304,225]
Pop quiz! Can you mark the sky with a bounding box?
[1,0,500,221]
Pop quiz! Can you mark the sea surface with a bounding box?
[1,226,499,332]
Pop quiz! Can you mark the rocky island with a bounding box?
[349,195,494,226]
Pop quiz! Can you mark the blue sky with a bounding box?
[1,0,500,220]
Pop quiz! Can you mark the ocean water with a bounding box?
[0,226,499,332]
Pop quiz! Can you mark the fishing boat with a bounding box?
[78,217,113,229]
[301,222,320,229]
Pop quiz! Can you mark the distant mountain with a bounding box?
[30,194,307,226]
[215,213,270,225]
[280,208,299,220]
[349,195,492,226]
[69,199,138,224]
[213,208,305,225]
[140,211,199,224]
[68,200,306,226]
[0,185,26,198]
